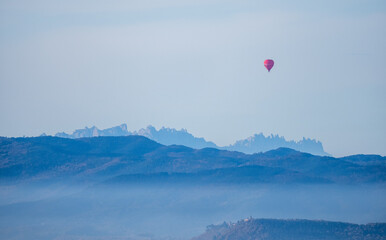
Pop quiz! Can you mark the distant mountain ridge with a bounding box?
[225,133,326,156]
[55,124,129,138]
[52,124,329,156]
[55,124,217,150]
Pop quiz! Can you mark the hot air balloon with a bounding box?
[264,59,274,72]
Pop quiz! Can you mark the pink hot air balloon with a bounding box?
[264,59,274,72]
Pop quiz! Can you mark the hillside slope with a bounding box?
[0,136,385,184]
[193,218,386,240]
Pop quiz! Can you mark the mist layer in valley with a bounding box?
[1,183,386,240]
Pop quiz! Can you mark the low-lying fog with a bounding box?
[1,183,385,240]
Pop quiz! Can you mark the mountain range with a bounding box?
[1,136,384,185]
[52,124,329,156]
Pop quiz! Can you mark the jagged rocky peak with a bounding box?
[54,124,129,138]
[224,132,328,156]
[131,125,217,149]
[134,125,156,136]
[118,123,127,131]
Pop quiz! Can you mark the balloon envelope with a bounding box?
[264,59,274,72]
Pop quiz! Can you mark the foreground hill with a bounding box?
[0,136,385,184]
[193,218,386,240]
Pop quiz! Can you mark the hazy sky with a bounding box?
[0,0,385,156]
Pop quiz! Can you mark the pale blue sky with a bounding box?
[0,0,385,156]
